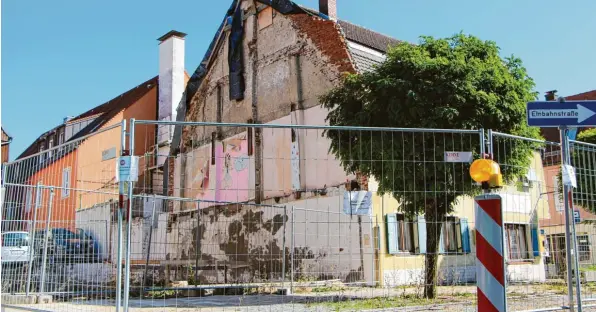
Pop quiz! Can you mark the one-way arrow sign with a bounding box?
[527,101,596,127]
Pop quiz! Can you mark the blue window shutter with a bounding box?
[418,216,427,254]
[439,222,445,254]
[531,223,540,257]
[386,214,399,254]
[460,218,471,253]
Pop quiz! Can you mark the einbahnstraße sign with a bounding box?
[527,100,596,127]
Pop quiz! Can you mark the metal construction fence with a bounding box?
[2,119,596,311]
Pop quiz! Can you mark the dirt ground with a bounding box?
[3,284,596,312]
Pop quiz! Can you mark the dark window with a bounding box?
[442,217,461,253]
[387,214,415,253]
[505,224,529,260]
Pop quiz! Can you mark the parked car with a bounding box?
[1,231,31,265]
[33,228,99,263]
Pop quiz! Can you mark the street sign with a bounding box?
[527,100,596,127]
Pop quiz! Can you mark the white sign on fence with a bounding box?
[117,156,139,183]
[444,151,473,163]
[562,164,577,188]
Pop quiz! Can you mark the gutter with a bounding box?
[1,138,12,146]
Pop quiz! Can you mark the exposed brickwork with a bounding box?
[356,171,369,191]
[288,14,356,75]
[167,157,175,212]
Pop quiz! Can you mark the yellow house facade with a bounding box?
[371,151,549,286]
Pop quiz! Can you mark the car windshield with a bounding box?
[2,233,29,247]
[53,229,78,240]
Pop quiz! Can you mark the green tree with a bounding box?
[320,34,540,298]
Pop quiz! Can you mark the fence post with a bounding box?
[479,128,485,156]
[371,216,376,287]
[487,129,494,157]
[194,200,200,286]
[116,119,127,312]
[290,205,295,294]
[123,118,136,312]
[281,205,287,289]
[39,187,55,293]
[561,127,578,312]
[564,132,583,311]
[142,195,158,290]
[26,183,43,296]
[0,163,6,216]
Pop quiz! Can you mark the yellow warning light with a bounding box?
[470,159,502,187]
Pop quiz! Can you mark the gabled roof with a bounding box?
[1,127,12,141]
[566,89,596,101]
[18,76,158,159]
[338,20,399,53]
[171,0,400,154]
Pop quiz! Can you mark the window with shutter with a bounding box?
[386,213,415,254]
[460,218,471,253]
[441,217,459,254]
[48,138,54,159]
[505,224,530,260]
[437,217,471,255]
[25,188,33,213]
[62,168,71,198]
[417,216,427,254]
[35,183,42,210]
[39,143,45,164]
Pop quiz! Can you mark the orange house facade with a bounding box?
[20,78,158,229]
[11,30,189,229]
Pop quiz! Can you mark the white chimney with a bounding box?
[157,30,186,167]
[157,30,186,143]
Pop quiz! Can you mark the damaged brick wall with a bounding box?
[170,4,358,209]
[151,195,374,286]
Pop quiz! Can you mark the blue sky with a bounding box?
[2,0,595,160]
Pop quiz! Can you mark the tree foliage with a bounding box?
[320,33,541,297]
[322,33,540,213]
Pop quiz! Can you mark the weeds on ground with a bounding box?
[308,295,448,311]
[311,285,347,293]
[539,283,567,294]
[145,290,179,299]
[580,265,596,272]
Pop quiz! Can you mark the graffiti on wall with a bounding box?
[216,136,250,203]
[191,134,250,205]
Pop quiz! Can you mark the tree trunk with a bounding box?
[424,206,445,299]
